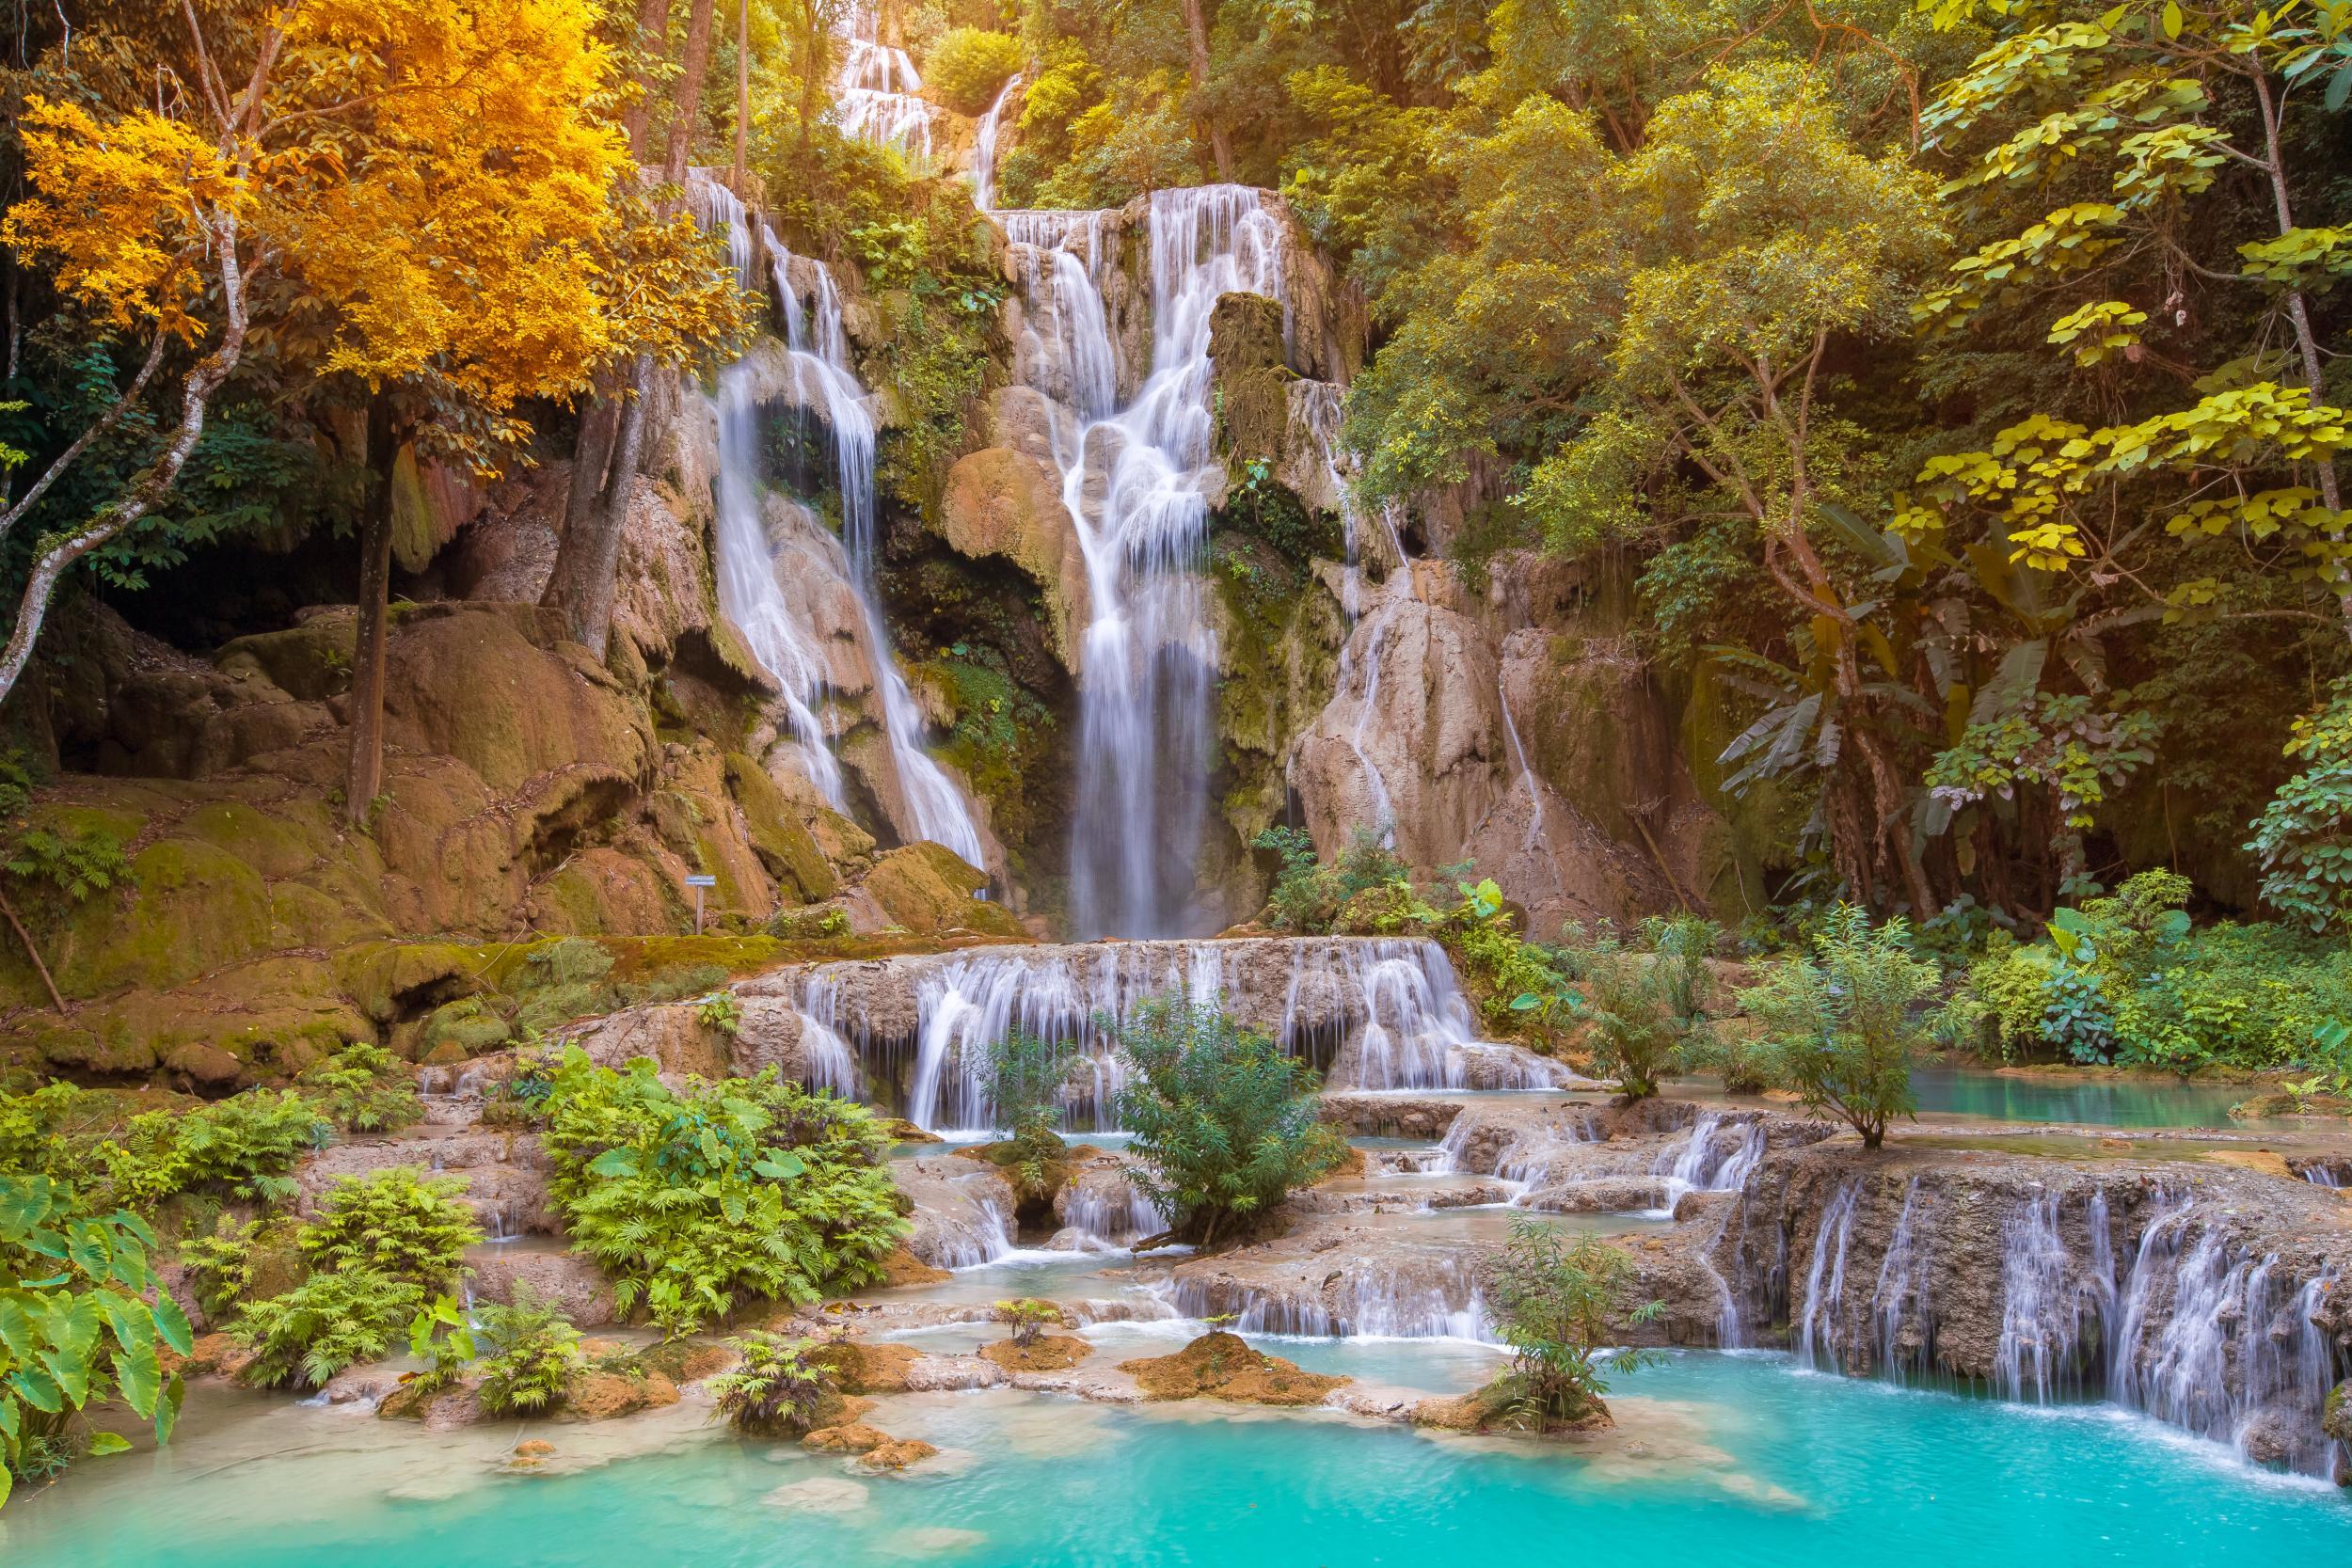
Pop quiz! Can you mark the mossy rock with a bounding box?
[861,843,1024,939]
[724,752,836,903]
[215,617,357,701]
[1117,1331,1348,1405]
[334,942,494,1024]
[1207,293,1292,467]
[51,837,275,997]
[419,995,514,1059]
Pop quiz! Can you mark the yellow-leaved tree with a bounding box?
[2,0,749,821]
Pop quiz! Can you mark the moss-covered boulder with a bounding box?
[936,448,1090,669]
[861,843,1025,938]
[726,753,836,902]
[1117,1331,1348,1405]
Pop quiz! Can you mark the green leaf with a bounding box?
[151,1291,193,1357]
[587,1148,640,1179]
[0,1461,12,1510]
[8,1367,64,1414]
[114,1345,161,1419]
[751,1152,806,1180]
[2329,62,2352,113]
[87,1429,132,1456]
[153,1372,183,1447]
[0,1298,37,1361]
[2162,1,2184,37]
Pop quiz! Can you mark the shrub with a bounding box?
[99,1090,328,1207]
[1484,1217,1661,1429]
[983,1027,1075,1157]
[1576,936,1681,1100]
[924,27,1024,116]
[1251,824,1415,934]
[300,1041,422,1133]
[473,1284,582,1417]
[298,1168,481,1291]
[1442,879,1568,1039]
[539,1051,905,1335]
[179,1215,307,1319]
[993,1297,1062,1349]
[0,1175,194,1506]
[708,1332,833,1434]
[1113,993,1345,1246]
[1740,905,1935,1148]
[234,1266,422,1389]
[2245,674,2352,935]
[405,1294,476,1394]
[695,991,742,1037]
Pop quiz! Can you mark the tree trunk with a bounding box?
[1180,0,1233,180]
[0,205,251,708]
[664,0,720,185]
[619,0,677,161]
[542,383,622,623]
[344,399,400,830]
[549,355,655,657]
[733,0,750,195]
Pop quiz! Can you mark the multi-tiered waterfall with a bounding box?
[998,188,1287,937]
[835,8,934,155]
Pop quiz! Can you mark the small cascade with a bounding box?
[1868,1178,1931,1382]
[970,74,1020,212]
[1277,937,1482,1088]
[2295,1157,2349,1189]
[930,1184,1017,1270]
[793,975,860,1098]
[1654,1112,1766,1206]
[1157,1262,1491,1341]
[1063,1175,1167,1248]
[1993,1186,2113,1402]
[1797,1181,1862,1372]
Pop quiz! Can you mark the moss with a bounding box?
[215,619,356,701]
[862,843,1025,938]
[53,837,274,997]
[334,942,496,1024]
[724,753,836,902]
[420,996,514,1057]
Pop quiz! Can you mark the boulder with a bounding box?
[1117,1331,1347,1406]
[937,448,1090,670]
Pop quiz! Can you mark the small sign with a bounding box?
[684,875,717,887]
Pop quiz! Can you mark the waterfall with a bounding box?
[1655,1111,1766,1205]
[835,11,935,156]
[793,974,860,1098]
[688,173,987,868]
[711,365,850,809]
[1063,1174,1166,1247]
[971,74,1021,212]
[1868,1178,1928,1379]
[1797,1181,1862,1371]
[1993,1186,2113,1402]
[1001,185,1286,937]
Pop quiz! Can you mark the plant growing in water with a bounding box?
[473,1284,583,1417]
[1113,991,1345,1246]
[1484,1216,1661,1430]
[707,1332,833,1434]
[405,1294,476,1394]
[993,1297,1063,1348]
[1740,905,1936,1148]
[983,1028,1079,1191]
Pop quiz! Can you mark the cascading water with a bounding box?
[970,74,1021,212]
[1000,186,1286,937]
[791,974,860,1098]
[1797,1181,1862,1372]
[1654,1111,1765,1205]
[1993,1186,2113,1402]
[1869,1178,1928,1380]
[835,9,934,155]
[690,175,986,867]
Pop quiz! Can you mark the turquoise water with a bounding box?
[1906,1066,2255,1128]
[7,1349,2344,1565]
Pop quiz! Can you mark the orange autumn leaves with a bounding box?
[6,0,748,467]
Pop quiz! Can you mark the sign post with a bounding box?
[685,874,716,935]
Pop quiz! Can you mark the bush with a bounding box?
[1113,993,1345,1246]
[405,1294,475,1394]
[993,1297,1062,1348]
[1740,905,1935,1148]
[0,1175,194,1505]
[298,1168,481,1291]
[1251,824,1414,934]
[539,1050,906,1336]
[1484,1217,1661,1429]
[179,1215,307,1319]
[234,1266,422,1390]
[1574,936,1680,1100]
[1954,873,2352,1071]
[300,1041,422,1133]
[924,27,1024,116]
[708,1332,833,1434]
[984,1028,1075,1153]
[99,1090,328,1207]
[2245,674,2352,935]
[473,1284,582,1417]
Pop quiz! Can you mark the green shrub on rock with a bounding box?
[1113,993,1344,1246]
[538,1050,905,1336]
[1740,906,1935,1148]
[300,1041,422,1132]
[708,1331,834,1435]
[98,1090,328,1207]
[234,1266,423,1390]
[474,1285,582,1417]
[1482,1216,1661,1430]
[298,1168,481,1289]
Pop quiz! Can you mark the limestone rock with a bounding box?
[1117,1331,1347,1405]
[937,448,1090,670]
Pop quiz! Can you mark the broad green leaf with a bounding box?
[114,1345,161,1419]
[8,1366,64,1414]
[151,1291,193,1357]
[87,1429,132,1456]
[154,1372,184,1446]
[0,1298,37,1361]
[587,1148,640,1179]
[2162,1,2184,37]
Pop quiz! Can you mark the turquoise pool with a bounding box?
[5,1347,2343,1565]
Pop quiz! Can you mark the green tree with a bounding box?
[1113,992,1346,1245]
[1740,905,1937,1147]
[1484,1216,1661,1429]
[2245,677,2352,934]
